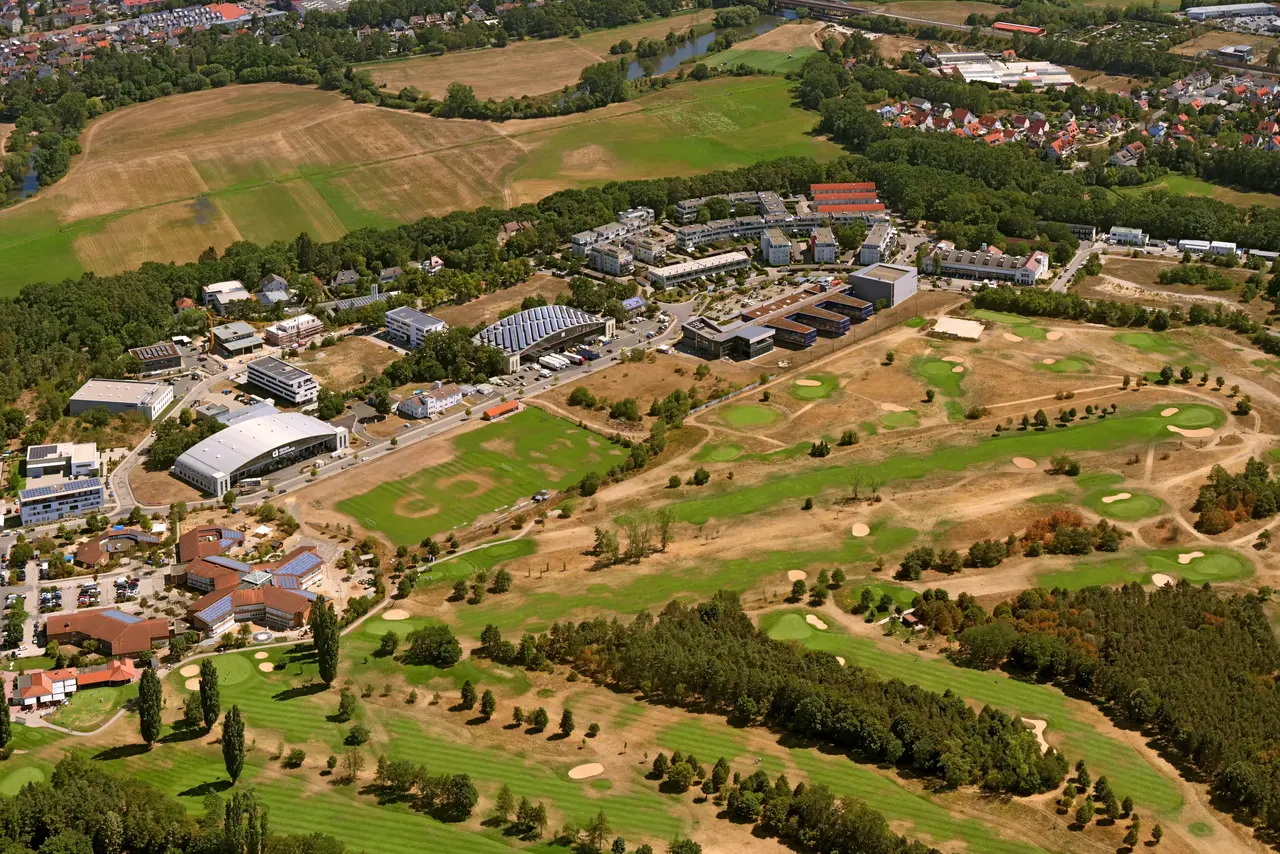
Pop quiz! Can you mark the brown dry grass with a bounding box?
[433,273,572,329]
[1066,66,1146,94]
[747,20,828,51]
[0,122,17,152]
[873,33,942,59]
[1171,29,1280,57]
[129,467,203,505]
[293,336,402,392]
[865,0,999,24]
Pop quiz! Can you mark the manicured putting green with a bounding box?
[879,410,919,429]
[1038,548,1252,590]
[1084,490,1162,521]
[210,652,253,686]
[1167,406,1217,427]
[720,403,783,429]
[1036,357,1090,373]
[1012,324,1046,340]
[903,316,927,328]
[0,767,43,796]
[699,443,744,462]
[969,309,1034,325]
[914,358,965,397]
[1113,331,1181,354]
[764,612,814,641]
[790,372,838,400]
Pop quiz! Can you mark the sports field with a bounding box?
[337,407,628,545]
[1116,173,1280,209]
[0,77,837,295]
[712,46,818,73]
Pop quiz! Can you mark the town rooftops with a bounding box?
[129,341,181,363]
[178,525,244,563]
[47,608,170,656]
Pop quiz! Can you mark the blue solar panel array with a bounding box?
[475,305,602,355]
[196,596,233,624]
[20,478,102,501]
[205,555,252,573]
[100,609,142,624]
[276,551,322,578]
[274,574,299,589]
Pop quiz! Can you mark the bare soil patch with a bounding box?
[294,337,401,392]
[130,466,203,506]
[1066,66,1145,94]
[748,20,828,51]
[434,274,571,329]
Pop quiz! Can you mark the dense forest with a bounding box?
[0,752,344,853]
[974,583,1280,833]
[513,592,1069,796]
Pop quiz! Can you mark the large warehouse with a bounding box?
[473,305,615,373]
[172,411,348,495]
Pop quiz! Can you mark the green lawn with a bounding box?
[903,316,928,328]
[671,403,1226,526]
[47,682,137,732]
[718,403,782,429]
[1082,488,1163,521]
[694,442,744,462]
[1116,173,1280,209]
[337,408,628,545]
[1112,331,1182,355]
[0,208,85,298]
[711,46,818,73]
[789,372,839,401]
[969,309,1036,326]
[914,357,966,397]
[879,410,919,429]
[1036,356,1092,374]
[1037,547,1252,590]
[758,612,1184,817]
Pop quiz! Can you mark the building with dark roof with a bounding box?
[128,341,183,375]
[212,322,265,358]
[184,546,323,635]
[473,306,614,373]
[680,317,775,360]
[74,528,163,568]
[177,525,244,563]
[45,609,171,657]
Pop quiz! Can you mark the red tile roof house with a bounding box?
[184,547,323,636]
[11,660,140,708]
[45,609,172,657]
[74,527,163,568]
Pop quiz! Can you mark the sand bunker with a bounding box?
[1002,333,1023,343]
[568,763,604,780]
[254,651,269,660]
[1167,425,1215,438]
[794,379,822,387]
[1046,331,1063,341]
[805,615,828,630]
[1161,407,1180,417]
[1012,457,1037,469]
[1101,492,1132,504]
[1022,718,1050,753]
[941,355,964,363]
[851,523,870,537]
[184,678,199,691]
[1151,573,1175,587]
[1041,358,1056,365]
[787,570,807,582]
[835,656,846,666]
[951,365,965,373]
[383,609,410,621]
[879,402,909,412]
[258,662,275,673]
[1177,551,1205,565]
[179,665,200,678]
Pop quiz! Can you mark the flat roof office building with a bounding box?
[647,252,751,289]
[212,322,265,358]
[25,443,100,479]
[246,357,319,405]
[385,307,447,349]
[680,318,775,360]
[761,229,792,266]
[70,379,173,420]
[128,342,182,375]
[264,314,324,347]
[849,264,919,307]
[20,478,106,525]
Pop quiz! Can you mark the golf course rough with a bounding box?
[671,403,1227,526]
[337,408,628,545]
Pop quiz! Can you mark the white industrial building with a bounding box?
[1178,239,1211,255]
[202,280,254,314]
[19,478,106,525]
[385,307,447,349]
[70,379,173,421]
[1109,226,1148,246]
[934,52,1074,89]
[25,443,100,479]
[812,227,839,264]
[1186,3,1276,20]
[761,229,793,266]
[398,382,463,419]
[923,244,1049,286]
[859,222,898,265]
[264,314,324,347]
[246,357,319,406]
[647,252,752,289]
[172,411,348,496]
[848,264,919,307]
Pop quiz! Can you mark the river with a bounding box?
[625,11,797,80]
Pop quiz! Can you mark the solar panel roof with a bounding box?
[205,555,252,573]
[197,596,233,623]
[28,444,58,461]
[100,609,142,624]
[20,478,102,501]
[473,305,604,355]
[275,551,322,577]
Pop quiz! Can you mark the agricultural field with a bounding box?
[0,75,836,296]
[863,0,1003,25]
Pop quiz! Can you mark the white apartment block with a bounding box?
[859,222,898,265]
[924,243,1049,285]
[398,382,463,419]
[385,307,447,349]
[264,313,324,347]
[626,236,668,265]
[246,357,319,406]
[812,227,839,264]
[20,478,106,526]
[588,244,634,276]
[647,252,751,289]
[760,229,792,266]
[570,207,655,256]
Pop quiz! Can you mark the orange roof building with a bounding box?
[482,400,522,421]
[45,609,171,657]
[12,661,140,707]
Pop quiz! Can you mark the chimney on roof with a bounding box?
[371,282,379,296]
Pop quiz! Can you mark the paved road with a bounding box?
[1050,241,1101,293]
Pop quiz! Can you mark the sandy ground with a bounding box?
[383,609,410,620]
[805,614,828,630]
[1003,333,1023,342]
[1151,573,1175,587]
[184,678,199,690]
[835,656,846,666]
[1041,359,1056,365]
[1012,457,1037,469]
[794,379,822,387]
[179,665,200,678]
[851,523,870,537]
[880,403,909,412]
[1162,407,1180,417]
[941,355,964,363]
[1022,718,1050,753]
[258,662,275,673]
[1168,426,1215,438]
[787,570,806,582]
[1101,492,1132,504]
[567,762,605,780]
[1045,331,1063,341]
[254,651,270,659]
[951,365,965,373]
[1178,551,1206,565]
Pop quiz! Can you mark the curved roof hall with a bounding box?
[472,305,605,356]
[175,412,344,480]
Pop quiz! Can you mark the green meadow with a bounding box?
[337,408,628,546]
[914,356,966,397]
[718,402,783,429]
[711,46,818,73]
[1038,547,1252,591]
[672,403,1226,526]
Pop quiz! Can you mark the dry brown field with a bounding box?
[432,273,572,329]
[1171,29,1280,57]
[292,336,402,392]
[1066,66,1146,94]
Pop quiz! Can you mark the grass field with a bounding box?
[0,76,835,296]
[1117,173,1280,209]
[914,357,966,397]
[671,403,1227,525]
[789,372,839,400]
[337,408,628,545]
[1038,547,1253,590]
[758,611,1184,817]
[711,46,817,73]
[1082,488,1163,521]
[1036,356,1092,374]
[47,682,137,732]
[718,402,783,429]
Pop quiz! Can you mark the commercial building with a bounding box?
[473,305,615,373]
[675,209,885,251]
[1209,241,1239,256]
[859,222,898,265]
[739,283,874,348]
[185,546,322,636]
[70,379,173,420]
[398,382,463,419]
[588,243,634,276]
[45,608,171,657]
[128,342,183,375]
[570,207,655,256]
[19,478,106,525]
[172,411,348,496]
[849,264,919,306]
[1178,239,1211,254]
[934,52,1073,89]
[646,252,752,289]
[1185,3,1276,20]
[246,357,319,406]
[1108,226,1148,246]
[212,321,265,358]
[993,20,1046,35]
[1211,44,1254,62]
[482,401,523,421]
[264,314,324,347]
[680,317,775,360]
[25,443,100,479]
[626,236,668,265]
[12,661,140,708]
[761,229,793,266]
[385,306,447,349]
[1040,222,1098,242]
[810,182,877,203]
[812,227,839,263]
[924,245,1047,286]
[202,280,254,314]
[74,528,163,568]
